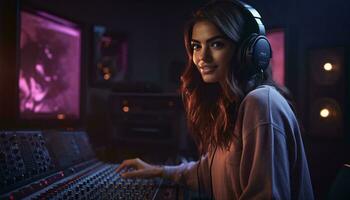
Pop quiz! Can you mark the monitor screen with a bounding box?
[266,29,285,86]
[19,10,81,121]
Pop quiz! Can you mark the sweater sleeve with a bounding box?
[162,154,211,193]
[239,123,291,200]
[234,85,294,199]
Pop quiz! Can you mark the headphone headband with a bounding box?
[202,0,266,35]
[227,0,271,75]
[230,0,266,35]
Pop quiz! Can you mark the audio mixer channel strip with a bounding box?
[0,131,174,200]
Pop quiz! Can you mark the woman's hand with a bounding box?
[115,158,163,179]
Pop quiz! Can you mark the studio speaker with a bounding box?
[307,47,346,138]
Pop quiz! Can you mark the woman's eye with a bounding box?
[191,43,201,51]
[211,41,224,48]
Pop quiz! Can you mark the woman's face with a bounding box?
[191,20,235,84]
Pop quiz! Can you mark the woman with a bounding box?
[116,0,314,199]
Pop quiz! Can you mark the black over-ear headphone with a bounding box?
[231,0,272,77]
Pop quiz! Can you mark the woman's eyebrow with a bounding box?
[191,35,226,44]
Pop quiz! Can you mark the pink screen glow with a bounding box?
[19,11,81,120]
[266,29,285,86]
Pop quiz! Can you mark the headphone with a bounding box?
[232,0,272,77]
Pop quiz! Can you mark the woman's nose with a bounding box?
[198,46,212,62]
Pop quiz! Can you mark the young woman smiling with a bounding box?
[116,1,314,199]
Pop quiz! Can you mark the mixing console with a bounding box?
[0,131,179,200]
[26,162,163,200]
[0,131,55,193]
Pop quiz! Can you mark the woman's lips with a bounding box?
[199,65,217,74]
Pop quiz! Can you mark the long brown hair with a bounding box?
[180,0,294,154]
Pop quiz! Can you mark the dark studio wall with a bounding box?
[1,0,350,199]
[0,0,18,128]
[21,0,202,90]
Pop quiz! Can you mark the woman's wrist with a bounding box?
[158,165,165,178]
[152,165,165,178]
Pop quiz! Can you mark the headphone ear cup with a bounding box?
[236,34,259,75]
[250,35,272,71]
[236,34,272,77]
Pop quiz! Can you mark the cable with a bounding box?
[197,157,202,199]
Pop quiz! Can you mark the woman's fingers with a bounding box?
[115,158,163,179]
[116,159,136,173]
[115,161,127,173]
[121,170,147,179]
[121,168,160,179]
[115,158,144,173]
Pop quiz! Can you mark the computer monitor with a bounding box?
[18,8,83,128]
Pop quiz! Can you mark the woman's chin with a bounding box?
[201,75,219,83]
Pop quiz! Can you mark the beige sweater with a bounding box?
[163,85,314,200]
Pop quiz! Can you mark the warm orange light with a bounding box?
[122,106,130,112]
[57,114,65,120]
[102,67,110,73]
[320,108,330,118]
[104,73,111,80]
[323,62,333,71]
